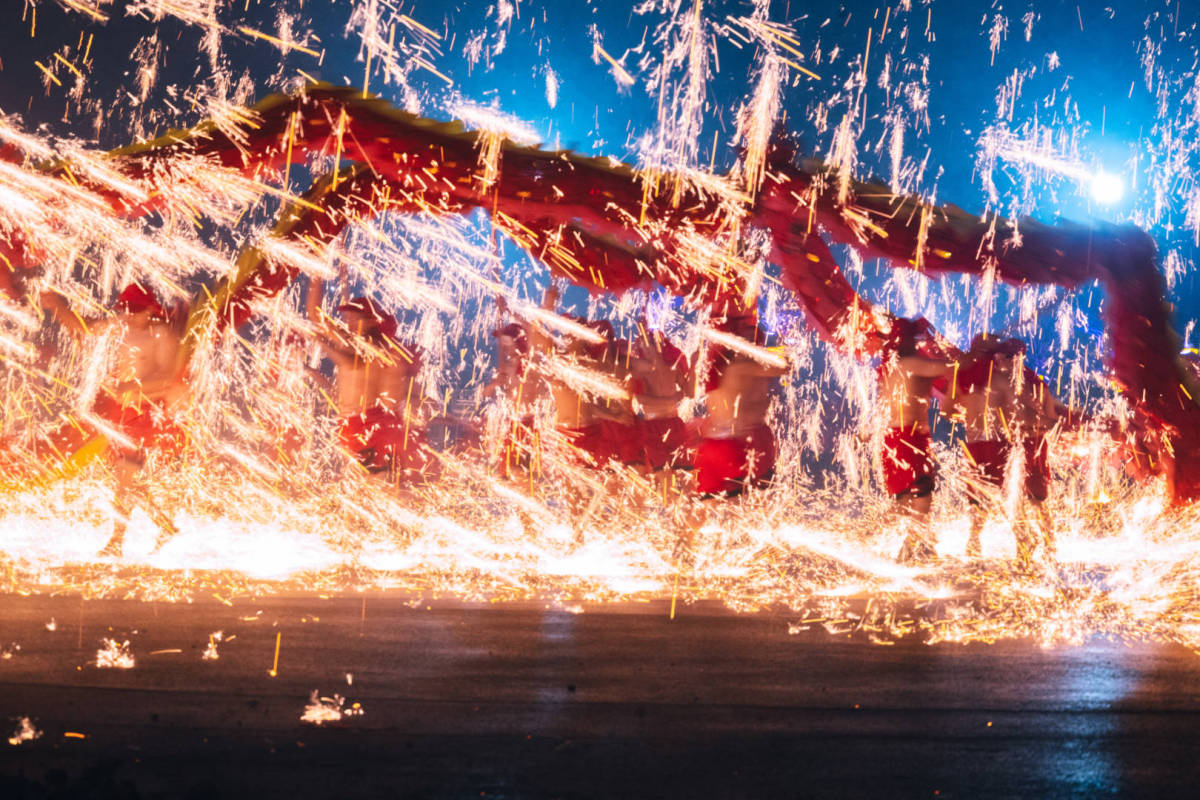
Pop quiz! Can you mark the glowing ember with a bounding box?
[301,691,364,726]
[202,631,223,661]
[7,717,41,747]
[94,639,135,670]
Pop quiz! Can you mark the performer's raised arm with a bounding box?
[37,282,189,557]
[305,277,360,365]
[896,352,958,380]
[954,335,1056,563]
[875,318,956,563]
[39,289,109,339]
[527,285,560,355]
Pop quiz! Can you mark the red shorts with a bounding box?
[340,407,429,480]
[882,426,935,497]
[1176,442,1200,506]
[693,424,776,497]
[630,417,690,470]
[500,414,537,478]
[965,437,1049,502]
[91,393,185,461]
[560,420,633,468]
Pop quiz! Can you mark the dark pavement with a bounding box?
[1,593,1198,798]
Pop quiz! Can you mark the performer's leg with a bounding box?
[966,501,985,559]
[676,492,711,563]
[1013,512,1036,569]
[101,457,141,557]
[571,473,613,544]
[1013,496,1049,570]
[146,504,180,551]
[665,469,698,553]
[896,475,937,564]
[1021,441,1053,564]
[1030,499,1055,560]
[965,442,1007,560]
[964,477,994,559]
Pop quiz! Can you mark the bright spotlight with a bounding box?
[1090,171,1124,205]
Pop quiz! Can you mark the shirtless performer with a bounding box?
[523,285,654,541]
[527,286,633,472]
[692,311,789,499]
[482,320,532,407]
[481,298,548,480]
[877,317,958,563]
[39,283,189,556]
[306,279,430,485]
[626,320,693,478]
[947,334,1064,564]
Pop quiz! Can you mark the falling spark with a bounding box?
[237,26,321,58]
[7,718,41,746]
[202,631,222,660]
[545,67,559,109]
[95,638,135,669]
[268,631,281,677]
[592,43,637,87]
[301,691,364,725]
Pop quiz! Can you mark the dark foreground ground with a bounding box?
[0,592,1198,799]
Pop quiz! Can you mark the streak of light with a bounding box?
[592,44,637,87]
[237,27,321,58]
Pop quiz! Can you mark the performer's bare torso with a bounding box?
[1019,375,1060,437]
[594,353,638,425]
[551,350,634,428]
[329,346,416,418]
[631,343,687,419]
[700,357,778,438]
[527,288,637,430]
[880,355,950,432]
[953,367,1014,441]
[496,339,548,411]
[305,282,420,419]
[106,314,185,407]
[548,379,591,428]
[950,356,1057,441]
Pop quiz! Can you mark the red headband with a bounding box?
[970,334,1026,357]
[713,312,761,340]
[881,317,922,358]
[492,323,530,354]
[114,283,167,319]
[339,296,399,340]
[570,317,615,360]
[957,337,1028,394]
